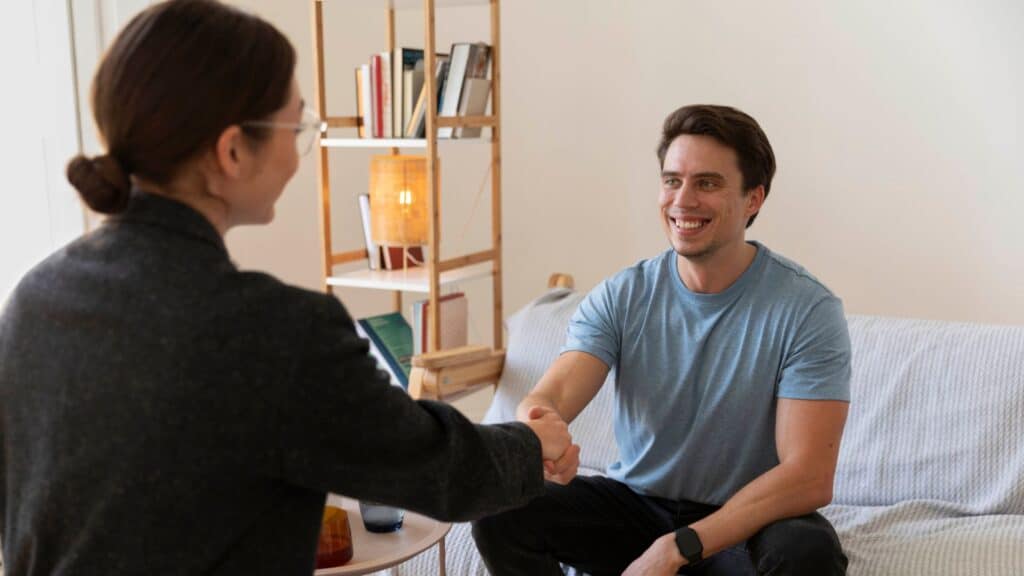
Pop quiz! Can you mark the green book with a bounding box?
[356,312,413,389]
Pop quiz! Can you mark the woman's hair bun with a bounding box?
[66,154,131,214]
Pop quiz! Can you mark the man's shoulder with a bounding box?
[599,249,672,293]
[759,246,838,301]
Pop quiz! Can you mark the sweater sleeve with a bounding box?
[276,294,544,522]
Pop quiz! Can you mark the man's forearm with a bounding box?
[516,392,562,423]
[689,461,833,560]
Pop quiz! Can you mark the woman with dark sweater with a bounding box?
[0,1,574,573]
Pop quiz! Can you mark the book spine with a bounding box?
[371,55,383,138]
[380,51,393,138]
[359,64,372,139]
[355,67,365,138]
[358,194,380,270]
[438,44,471,139]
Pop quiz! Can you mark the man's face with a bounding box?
[659,134,762,261]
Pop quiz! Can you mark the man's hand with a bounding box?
[522,405,578,483]
[523,405,572,461]
[543,443,580,485]
[621,533,685,576]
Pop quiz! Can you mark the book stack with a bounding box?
[355,42,492,140]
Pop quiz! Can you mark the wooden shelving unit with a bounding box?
[310,0,504,354]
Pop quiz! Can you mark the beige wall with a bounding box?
[227,0,1024,331]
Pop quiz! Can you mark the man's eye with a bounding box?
[699,180,717,190]
[663,178,680,187]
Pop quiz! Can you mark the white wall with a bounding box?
[228,0,1023,328]
[0,1,84,304]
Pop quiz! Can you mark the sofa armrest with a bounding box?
[409,346,506,401]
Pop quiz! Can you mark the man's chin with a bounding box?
[672,241,715,261]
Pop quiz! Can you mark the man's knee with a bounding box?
[470,512,507,554]
[749,515,847,575]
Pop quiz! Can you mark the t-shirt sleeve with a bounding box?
[777,296,852,401]
[560,279,620,370]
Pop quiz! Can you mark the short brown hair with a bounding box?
[67,0,296,214]
[656,105,776,228]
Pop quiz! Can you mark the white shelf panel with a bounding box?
[327,263,492,293]
[320,137,492,149]
[321,138,426,149]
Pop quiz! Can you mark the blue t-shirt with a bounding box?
[563,242,851,505]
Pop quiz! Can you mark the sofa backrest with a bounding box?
[833,315,1024,514]
[483,288,618,472]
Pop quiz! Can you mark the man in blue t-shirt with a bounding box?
[473,105,851,575]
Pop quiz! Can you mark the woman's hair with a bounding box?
[67,0,296,214]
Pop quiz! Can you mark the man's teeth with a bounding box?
[674,218,706,230]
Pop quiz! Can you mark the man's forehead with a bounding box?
[663,135,741,174]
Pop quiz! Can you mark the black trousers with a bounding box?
[472,475,847,576]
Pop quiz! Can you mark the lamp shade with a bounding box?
[369,155,429,247]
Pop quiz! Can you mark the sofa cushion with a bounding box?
[483,288,619,472]
[822,503,1024,575]
[834,316,1024,514]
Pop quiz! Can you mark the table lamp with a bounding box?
[369,155,430,269]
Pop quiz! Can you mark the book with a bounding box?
[453,77,491,139]
[370,54,383,138]
[393,48,424,138]
[355,312,413,390]
[412,292,468,356]
[357,194,381,270]
[406,56,450,138]
[402,69,415,135]
[379,51,393,138]
[438,43,490,139]
[356,64,372,139]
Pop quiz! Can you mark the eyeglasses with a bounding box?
[242,106,328,156]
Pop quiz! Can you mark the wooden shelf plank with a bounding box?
[326,263,492,293]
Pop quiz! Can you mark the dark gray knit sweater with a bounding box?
[0,192,542,575]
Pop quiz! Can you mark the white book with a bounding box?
[437,43,471,139]
[358,194,380,270]
[358,64,372,139]
[453,78,491,139]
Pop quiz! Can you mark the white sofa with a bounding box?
[401,287,1024,575]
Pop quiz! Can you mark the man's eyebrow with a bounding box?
[659,171,727,180]
[692,171,726,180]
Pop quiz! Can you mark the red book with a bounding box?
[371,54,383,138]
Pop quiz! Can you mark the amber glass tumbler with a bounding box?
[316,505,354,568]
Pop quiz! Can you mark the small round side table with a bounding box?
[315,495,451,576]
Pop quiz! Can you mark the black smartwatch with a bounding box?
[674,526,703,564]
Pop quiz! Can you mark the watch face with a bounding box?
[675,527,703,562]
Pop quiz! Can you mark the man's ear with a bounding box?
[214,125,245,179]
[745,185,766,219]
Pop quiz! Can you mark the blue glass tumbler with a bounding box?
[358,500,405,533]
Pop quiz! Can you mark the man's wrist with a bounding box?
[674,526,704,565]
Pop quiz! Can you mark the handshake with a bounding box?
[521,405,580,485]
